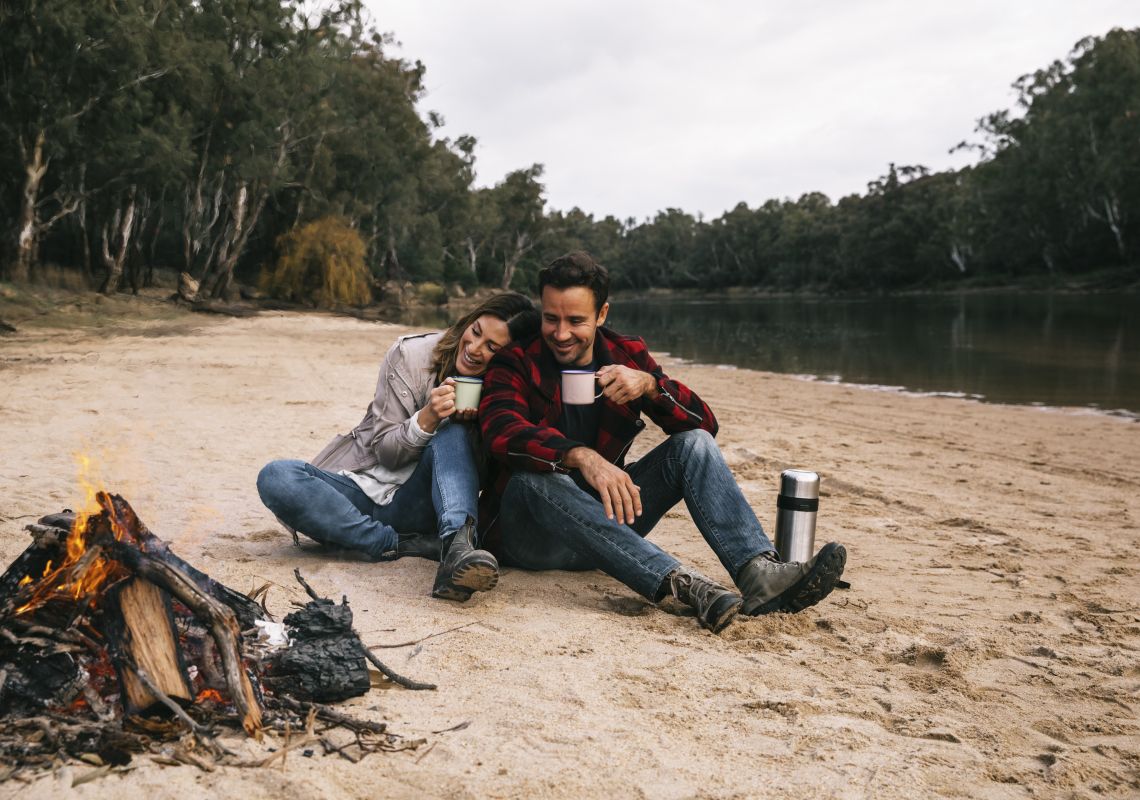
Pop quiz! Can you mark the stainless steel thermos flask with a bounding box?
[774,469,819,563]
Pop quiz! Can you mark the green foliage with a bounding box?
[2,8,1135,297]
[261,217,372,307]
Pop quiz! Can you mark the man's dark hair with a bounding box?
[537,251,610,313]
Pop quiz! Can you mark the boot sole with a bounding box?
[704,595,743,633]
[748,543,847,615]
[431,554,499,602]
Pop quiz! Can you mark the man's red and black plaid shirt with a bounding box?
[476,326,718,545]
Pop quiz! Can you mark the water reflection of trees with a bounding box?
[607,294,1139,411]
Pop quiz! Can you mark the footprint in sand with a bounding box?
[249,528,285,542]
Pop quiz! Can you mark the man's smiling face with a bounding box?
[540,285,609,367]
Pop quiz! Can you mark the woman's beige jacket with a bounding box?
[311,332,441,493]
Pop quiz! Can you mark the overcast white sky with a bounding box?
[361,1,1140,223]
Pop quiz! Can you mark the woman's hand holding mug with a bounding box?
[418,378,459,432]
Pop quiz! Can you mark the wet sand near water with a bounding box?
[1,310,1138,798]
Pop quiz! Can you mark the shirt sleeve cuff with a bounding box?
[648,376,674,405]
[408,412,435,441]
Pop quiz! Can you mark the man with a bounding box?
[477,251,847,633]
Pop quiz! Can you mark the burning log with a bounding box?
[0,493,262,736]
[0,491,434,777]
[95,516,263,736]
[103,578,193,715]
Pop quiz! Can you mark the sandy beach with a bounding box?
[1,301,1138,799]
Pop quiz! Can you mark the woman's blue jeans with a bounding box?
[495,429,776,599]
[256,421,478,558]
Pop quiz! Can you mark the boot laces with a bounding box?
[670,569,723,612]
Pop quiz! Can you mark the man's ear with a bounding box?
[596,301,610,327]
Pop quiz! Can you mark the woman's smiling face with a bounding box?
[455,314,510,376]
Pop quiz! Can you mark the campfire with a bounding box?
[0,490,432,781]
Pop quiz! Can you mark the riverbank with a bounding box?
[611,264,1140,301]
[1,310,1138,798]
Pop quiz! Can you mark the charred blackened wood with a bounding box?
[275,570,436,694]
[0,648,83,716]
[0,521,68,615]
[262,580,369,702]
[262,635,370,702]
[102,496,265,628]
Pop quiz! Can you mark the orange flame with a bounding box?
[196,688,226,704]
[14,455,135,615]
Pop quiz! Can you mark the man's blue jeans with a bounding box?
[495,429,777,599]
[257,421,478,558]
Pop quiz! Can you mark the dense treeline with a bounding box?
[573,27,1140,293]
[1,0,541,297]
[1,2,1136,300]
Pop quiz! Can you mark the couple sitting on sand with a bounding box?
[257,252,847,632]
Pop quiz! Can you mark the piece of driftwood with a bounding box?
[363,648,437,691]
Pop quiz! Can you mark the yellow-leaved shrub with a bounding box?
[416,282,447,305]
[261,217,372,307]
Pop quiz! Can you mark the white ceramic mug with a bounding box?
[452,376,483,411]
[561,370,602,405]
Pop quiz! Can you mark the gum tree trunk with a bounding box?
[499,231,532,290]
[99,186,138,294]
[13,131,48,282]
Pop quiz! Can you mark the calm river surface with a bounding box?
[399,291,1140,417]
[607,292,1139,416]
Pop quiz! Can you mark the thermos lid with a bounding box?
[779,469,820,500]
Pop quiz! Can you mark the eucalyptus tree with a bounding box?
[484,164,546,290]
[0,0,169,282]
[90,3,201,294]
[965,28,1139,277]
[773,192,839,289]
[170,0,312,297]
[306,34,439,282]
[422,136,485,286]
[694,202,765,288]
[620,209,700,289]
[538,207,625,287]
[455,185,503,286]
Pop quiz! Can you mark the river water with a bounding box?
[396,291,1140,417]
[608,292,1140,417]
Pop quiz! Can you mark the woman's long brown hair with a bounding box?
[429,292,537,384]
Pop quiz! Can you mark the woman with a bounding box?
[257,292,538,602]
